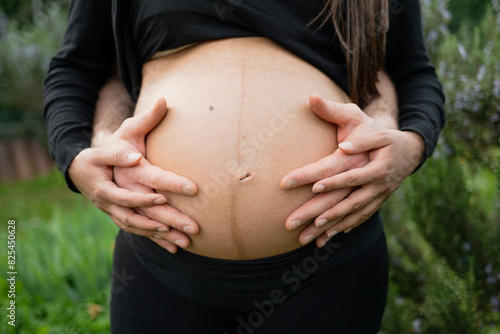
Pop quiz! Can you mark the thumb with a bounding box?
[309,93,364,126]
[126,97,167,137]
[338,131,392,154]
[91,148,143,167]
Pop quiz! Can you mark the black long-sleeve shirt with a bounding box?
[44,0,445,191]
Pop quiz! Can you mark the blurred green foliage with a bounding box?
[0,183,114,333]
[381,0,500,332]
[448,0,492,32]
[0,1,67,141]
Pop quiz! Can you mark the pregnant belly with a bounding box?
[135,37,351,259]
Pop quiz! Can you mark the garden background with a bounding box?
[0,0,499,333]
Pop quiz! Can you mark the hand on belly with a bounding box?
[137,37,350,259]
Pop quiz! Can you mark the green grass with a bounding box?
[0,167,86,221]
[0,170,116,333]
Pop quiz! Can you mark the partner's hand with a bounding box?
[281,93,424,247]
[69,98,199,253]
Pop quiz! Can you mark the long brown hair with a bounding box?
[311,0,389,107]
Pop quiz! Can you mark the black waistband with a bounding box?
[123,212,383,311]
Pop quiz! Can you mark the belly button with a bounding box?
[239,172,254,182]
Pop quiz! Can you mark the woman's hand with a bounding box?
[281,93,424,247]
[69,98,199,253]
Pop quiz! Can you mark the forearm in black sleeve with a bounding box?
[43,0,115,191]
[385,0,446,170]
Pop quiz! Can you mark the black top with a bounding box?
[44,0,445,191]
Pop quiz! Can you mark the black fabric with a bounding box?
[110,228,389,334]
[122,210,383,311]
[44,0,445,192]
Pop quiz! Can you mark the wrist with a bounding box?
[363,102,398,130]
[401,130,425,170]
[91,130,113,148]
[371,112,399,130]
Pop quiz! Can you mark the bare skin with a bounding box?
[282,93,424,247]
[69,71,199,253]
[69,37,424,256]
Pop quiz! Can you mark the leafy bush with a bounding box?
[423,0,500,165]
[380,1,500,332]
[0,2,67,142]
[0,192,116,333]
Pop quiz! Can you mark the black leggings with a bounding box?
[110,232,388,334]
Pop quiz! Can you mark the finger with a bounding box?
[322,195,385,241]
[281,154,339,189]
[110,215,155,237]
[282,150,369,190]
[286,188,351,230]
[121,98,167,137]
[94,180,167,207]
[90,148,143,167]
[314,196,384,248]
[142,205,199,235]
[314,186,378,227]
[309,93,366,127]
[338,130,393,155]
[108,204,170,232]
[313,160,386,192]
[153,228,192,250]
[298,221,330,245]
[281,148,363,189]
[150,237,178,254]
[131,160,198,195]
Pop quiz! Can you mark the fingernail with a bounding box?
[317,238,329,248]
[302,234,315,245]
[154,198,167,205]
[312,184,325,193]
[156,227,169,232]
[183,225,196,235]
[127,152,141,162]
[282,179,296,189]
[328,230,338,238]
[166,245,177,254]
[344,228,352,234]
[313,92,323,100]
[153,234,162,239]
[175,240,187,249]
[316,219,328,227]
[339,142,353,150]
[183,185,195,195]
[289,220,301,230]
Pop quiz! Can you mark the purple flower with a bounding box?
[493,80,500,98]
[458,44,467,60]
[476,65,486,82]
[427,30,439,45]
[412,318,422,333]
